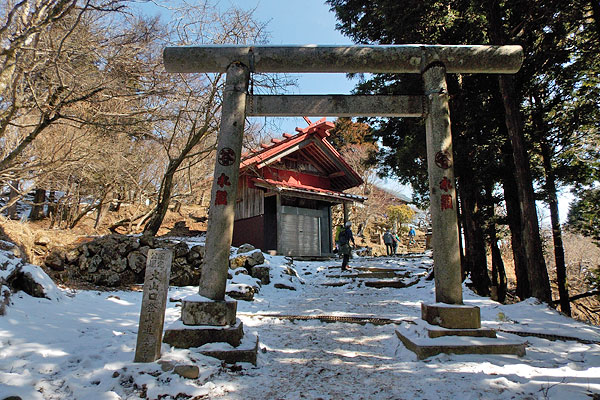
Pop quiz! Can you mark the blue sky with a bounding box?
[243,0,359,133]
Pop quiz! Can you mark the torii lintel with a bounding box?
[163,44,523,75]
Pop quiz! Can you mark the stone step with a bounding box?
[325,271,410,279]
[364,279,420,289]
[199,332,259,365]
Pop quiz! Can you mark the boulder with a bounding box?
[226,284,256,301]
[173,242,189,258]
[230,254,248,270]
[232,267,248,276]
[87,254,102,273]
[274,283,296,291]
[109,258,128,273]
[173,365,200,379]
[65,249,80,264]
[237,243,255,254]
[6,266,50,299]
[105,273,121,287]
[44,251,65,271]
[190,245,205,258]
[0,285,10,316]
[139,234,156,248]
[34,235,51,246]
[127,251,146,274]
[246,250,265,267]
[250,265,271,285]
[230,250,265,270]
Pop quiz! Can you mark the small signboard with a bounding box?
[134,248,172,363]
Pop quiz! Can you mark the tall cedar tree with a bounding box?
[326,0,598,302]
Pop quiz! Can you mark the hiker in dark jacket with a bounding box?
[339,221,356,271]
[383,230,394,256]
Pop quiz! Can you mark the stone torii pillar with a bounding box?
[162,45,523,356]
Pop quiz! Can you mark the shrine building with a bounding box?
[232,118,366,257]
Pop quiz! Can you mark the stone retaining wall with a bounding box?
[44,234,204,287]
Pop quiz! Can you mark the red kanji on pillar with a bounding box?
[439,176,453,192]
[440,194,453,211]
[215,190,228,205]
[217,173,231,188]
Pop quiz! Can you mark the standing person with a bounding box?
[392,231,399,255]
[334,224,343,255]
[393,231,402,254]
[339,221,356,271]
[408,226,416,247]
[383,230,394,256]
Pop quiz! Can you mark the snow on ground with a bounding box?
[1,243,599,400]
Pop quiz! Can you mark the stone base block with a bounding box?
[199,331,259,366]
[163,318,244,348]
[181,296,237,326]
[395,319,525,360]
[421,303,481,329]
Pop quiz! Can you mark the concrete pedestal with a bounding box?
[181,296,237,326]
[163,295,259,365]
[396,304,527,359]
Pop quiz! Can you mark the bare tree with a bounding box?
[142,1,289,235]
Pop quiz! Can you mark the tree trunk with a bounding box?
[46,190,57,221]
[502,148,530,300]
[143,162,178,236]
[540,140,571,316]
[486,1,551,303]
[486,185,506,303]
[490,238,507,303]
[29,189,46,221]
[6,180,20,219]
[458,178,490,296]
[457,206,466,280]
[498,75,550,302]
[591,0,600,38]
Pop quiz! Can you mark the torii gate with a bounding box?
[161,45,524,359]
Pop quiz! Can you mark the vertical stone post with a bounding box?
[422,63,463,305]
[199,62,250,300]
[134,248,173,363]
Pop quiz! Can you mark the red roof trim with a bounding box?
[240,119,362,187]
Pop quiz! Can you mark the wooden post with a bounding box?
[134,249,172,363]
[422,63,463,305]
[276,194,282,255]
[198,62,250,301]
[343,202,349,224]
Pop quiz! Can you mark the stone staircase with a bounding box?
[322,254,431,288]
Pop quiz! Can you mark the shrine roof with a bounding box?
[251,177,367,204]
[240,118,363,191]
